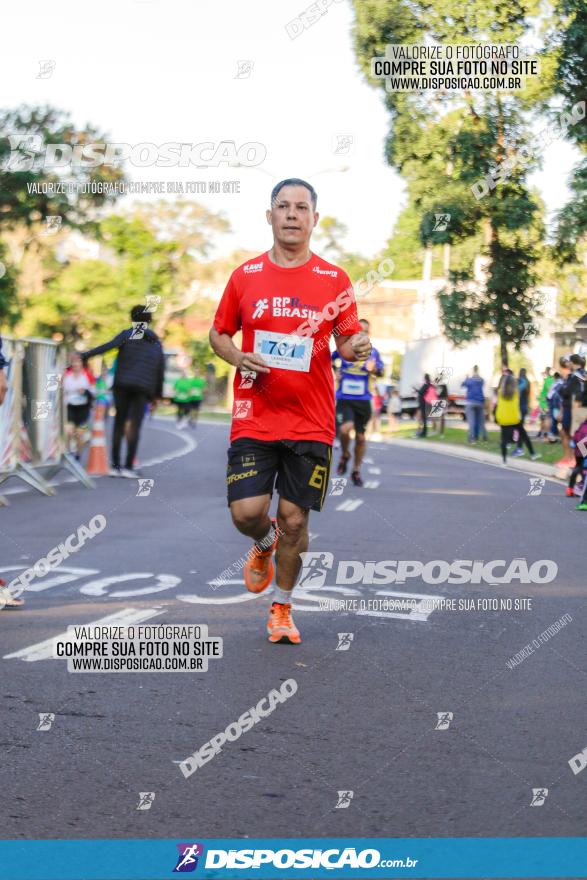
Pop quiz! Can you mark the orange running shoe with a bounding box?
[267,602,301,644]
[243,519,278,594]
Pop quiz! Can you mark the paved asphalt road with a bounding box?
[1,415,586,847]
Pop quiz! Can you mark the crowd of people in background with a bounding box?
[61,312,587,514]
[407,354,587,510]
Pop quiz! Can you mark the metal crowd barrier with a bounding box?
[0,336,94,497]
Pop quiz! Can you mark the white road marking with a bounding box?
[356,590,436,622]
[364,480,380,489]
[308,532,319,542]
[0,420,197,496]
[3,607,166,662]
[363,457,374,464]
[368,467,381,475]
[131,418,198,468]
[335,498,364,512]
[0,566,98,592]
[79,573,181,598]
[176,581,437,624]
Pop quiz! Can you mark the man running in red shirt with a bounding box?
[210,178,371,644]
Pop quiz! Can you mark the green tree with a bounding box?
[553,0,587,262]
[315,216,349,261]
[0,241,19,328]
[0,105,125,231]
[0,105,127,326]
[22,260,122,346]
[352,0,553,363]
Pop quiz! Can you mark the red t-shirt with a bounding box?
[213,251,362,444]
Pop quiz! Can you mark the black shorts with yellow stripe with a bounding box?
[226,438,332,512]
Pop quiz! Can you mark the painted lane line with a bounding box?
[0,421,197,496]
[356,590,436,623]
[335,499,364,512]
[3,606,166,662]
[363,480,380,489]
[0,566,98,592]
[368,467,381,475]
[79,573,181,598]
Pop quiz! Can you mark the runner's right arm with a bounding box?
[210,273,269,374]
[209,328,270,374]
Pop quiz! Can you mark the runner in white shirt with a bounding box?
[63,353,94,461]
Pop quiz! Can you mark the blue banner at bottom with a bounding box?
[0,838,586,880]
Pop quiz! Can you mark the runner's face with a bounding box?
[266,185,318,248]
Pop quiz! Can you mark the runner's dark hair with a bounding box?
[271,178,317,209]
[130,305,153,324]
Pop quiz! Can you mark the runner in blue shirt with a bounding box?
[332,319,384,486]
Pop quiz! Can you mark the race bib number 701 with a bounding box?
[253,330,313,372]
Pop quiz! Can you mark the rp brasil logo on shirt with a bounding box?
[251,295,319,319]
[173,843,204,872]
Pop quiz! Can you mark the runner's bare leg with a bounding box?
[354,432,366,471]
[339,421,353,459]
[275,497,309,590]
[230,495,272,543]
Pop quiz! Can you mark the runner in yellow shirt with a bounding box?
[495,372,540,465]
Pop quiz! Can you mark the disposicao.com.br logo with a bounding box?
[298,553,557,587]
[197,846,417,871]
[2,136,266,171]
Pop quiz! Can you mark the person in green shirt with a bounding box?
[174,372,193,429]
[537,367,554,440]
[187,371,207,427]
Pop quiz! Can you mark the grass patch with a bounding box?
[385,420,566,465]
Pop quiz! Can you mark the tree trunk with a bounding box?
[500,335,508,368]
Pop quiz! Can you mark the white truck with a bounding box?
[399,336,496,416]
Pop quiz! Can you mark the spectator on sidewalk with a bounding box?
[568,354,587,435]
[537,367,554,440]
[557,356,574,466]
[515,367,532,452]
[81,305,165,478]
[495,372,540,465]
[436,381,448,438]
[547,370,563,441]
[462,365,485,444]
[416,373,436,438]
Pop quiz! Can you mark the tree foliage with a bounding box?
[351,0,561,362]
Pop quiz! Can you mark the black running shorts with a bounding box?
[226,438,332,512]
[336,399,372,435]
[67,403,91,427]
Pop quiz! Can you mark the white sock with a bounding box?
[254,523,275,553]
[273,586,293,605]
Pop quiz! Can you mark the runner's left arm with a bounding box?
[332,274,371,362]
[81,330,129,361]
[335,333,372,362]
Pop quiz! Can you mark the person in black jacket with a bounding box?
[82,306,165,477]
